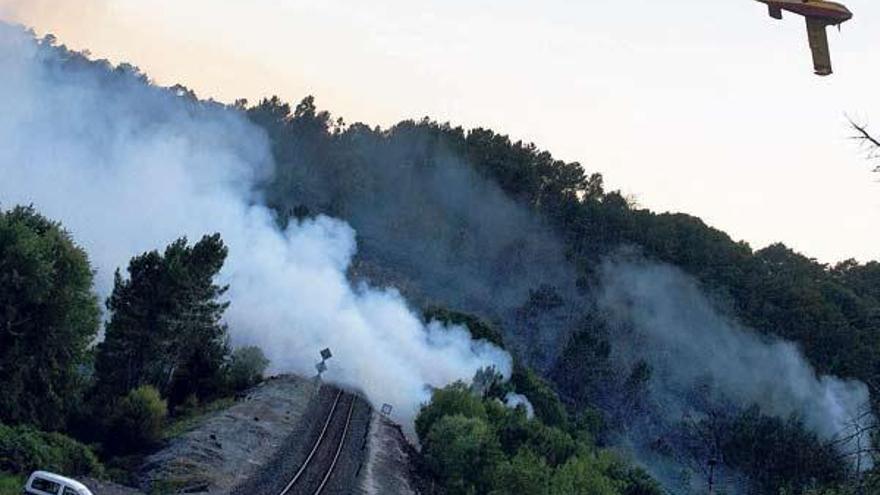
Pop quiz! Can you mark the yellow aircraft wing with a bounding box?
[806,17,833,76]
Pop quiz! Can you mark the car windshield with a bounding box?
[30,477,61,495]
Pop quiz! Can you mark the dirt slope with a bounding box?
[139,375,318,494]
[354,414,422,495]
[85,375,422,495]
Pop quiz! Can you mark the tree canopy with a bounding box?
[0,206,100,430]
[94,234,230,407]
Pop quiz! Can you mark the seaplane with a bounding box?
[756,0,853,76]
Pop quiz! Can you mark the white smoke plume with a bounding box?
[503,392,535,419]
[0,24,511,429]
[598,256,874,462]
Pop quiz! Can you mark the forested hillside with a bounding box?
[244,96,880,494]
[1,24,879,495]
[247,95,880,392]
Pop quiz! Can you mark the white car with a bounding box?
[23,471,94,495]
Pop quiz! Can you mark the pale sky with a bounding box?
[1,0,878,263]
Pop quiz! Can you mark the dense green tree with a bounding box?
[415,381,487,441]
[549,320,614,411]
[718,407,846,495]
[548,455,621,495]
[490,448,552,495]
[418,382,661,495]
[489,403,577,467]
[94,234,229,406]
[0,206,100,430]
[422,414,504,495]
[106,385,167,454]
[424,307,505,348]
[510,366,571,430]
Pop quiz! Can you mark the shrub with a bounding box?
[0,423,103,477]
[107,385,167,453]
[0,472,24,495]
[226,346,269,392]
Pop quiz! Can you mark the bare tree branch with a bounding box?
[848,116,880,170]
[851,120,880,148]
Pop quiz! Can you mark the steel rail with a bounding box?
[278,389,343,495]
[313,396,356,495]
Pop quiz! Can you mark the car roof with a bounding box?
[29,471,93,494]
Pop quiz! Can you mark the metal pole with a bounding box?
[708,458,717,495]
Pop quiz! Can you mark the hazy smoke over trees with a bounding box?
[249,85,875,477]
[253,104,585,368]
[1,20,874,492]
[597,255,873,490]
[0,23,511,429]
[599,256,872,443]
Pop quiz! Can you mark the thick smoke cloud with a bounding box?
[274,124,583,368]
[0,24,511,429]
[598,256,874,471]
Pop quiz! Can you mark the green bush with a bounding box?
[0,423,103,477]
[0,472,24,495]
[107,385,167,453]
[226,346,269,391]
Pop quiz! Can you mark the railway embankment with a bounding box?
[139,375,319,494]
[353,414,422,495]
[86,374,422,495]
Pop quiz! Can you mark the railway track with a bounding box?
[277,389,357,495]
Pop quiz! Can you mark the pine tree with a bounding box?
[94,234,229,406]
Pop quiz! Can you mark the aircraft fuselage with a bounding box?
[758,0,852,24]
[755,0,852,75]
